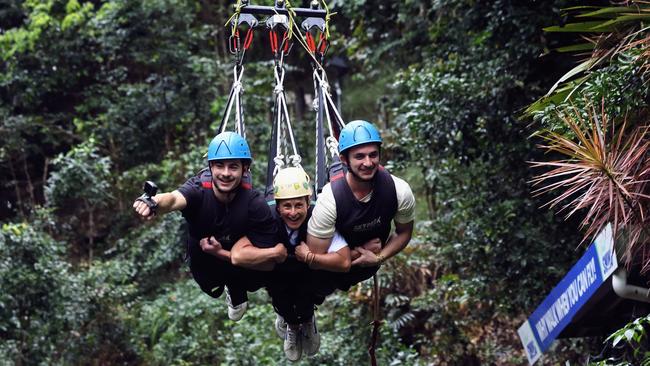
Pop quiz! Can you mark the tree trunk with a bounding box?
[8,158,24,217]
[21,151,35,208]
[86,200,94,265]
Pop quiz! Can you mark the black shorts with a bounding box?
[188,240,267,299]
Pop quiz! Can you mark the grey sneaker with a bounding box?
[301,316,320,356]
[284,326,302,362]
[275,314,287,339]
[224,286,247,321]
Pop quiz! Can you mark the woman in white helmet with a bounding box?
[267,166,351,362]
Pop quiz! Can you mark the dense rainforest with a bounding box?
[2,0,649,364]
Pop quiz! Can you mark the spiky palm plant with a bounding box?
[530,102,650,270]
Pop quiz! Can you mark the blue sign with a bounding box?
[518,224,616,364]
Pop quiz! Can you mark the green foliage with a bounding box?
[110,212,186,294]
[391,0,581,313]
[0,0,602,364]
[531,55,650,136]
[527,2,650,364]
[589,316,650,365]
[45,137,112,209]
[125,282,418,365]
[0,219,83,363]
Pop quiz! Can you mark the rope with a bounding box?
[288,154,302,168]
[368,274,382,366]
[225,0,244,34]
[273,155,286,176]
[218,65,245,135]
[312,69,345,129]
[321,0,335,39]
[270,46,301,178]
[326,136,339,158]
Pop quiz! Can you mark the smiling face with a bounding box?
[341,143,380,182]
[209,159,245,193]
[276,197,309,230]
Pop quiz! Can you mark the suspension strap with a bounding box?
[218,6,259,138]
[296,1,346,195]
[312,63,345,194]
[264,7,302,195]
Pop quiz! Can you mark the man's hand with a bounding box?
[351,238,381,260]
[133,197,157,220]
[295,242,311,263]
[274,243,288,263]
[200,236,224,258]
[351,247,380,267]
[363,238,382,253]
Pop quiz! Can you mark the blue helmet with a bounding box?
[207,131,252,162]
[338,120,382,153]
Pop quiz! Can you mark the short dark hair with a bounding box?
[340,143,381,163]
[209,159,251,168]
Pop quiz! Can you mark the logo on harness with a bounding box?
[352,217,381,232]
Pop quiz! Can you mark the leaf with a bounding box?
[576,7,633,19]
[556,43,595,53]
[524,76,589,116]
[544,21,614,33]
[590,14,650,31]
[547,59,594,96]
[613,334,624,346]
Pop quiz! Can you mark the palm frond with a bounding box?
[525,2,650,116]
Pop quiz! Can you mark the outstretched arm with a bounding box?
[231,236,287,271]
[133,190,187,219]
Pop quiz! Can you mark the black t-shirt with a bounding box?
[177,170,277,250]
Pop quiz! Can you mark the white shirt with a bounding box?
[284,225,347,252]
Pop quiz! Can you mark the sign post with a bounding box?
[518,224,616,364]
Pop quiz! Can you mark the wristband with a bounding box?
[376,253,386,266]
[136,196,158,216]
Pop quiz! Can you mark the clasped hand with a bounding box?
[351,238,381,267]
[199,236,223,257]
[294,242,311,263]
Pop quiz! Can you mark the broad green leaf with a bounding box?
[590,14,650,31]
[544,21,612,33]
[562,6,602,12]
[523,76,588,116]
[547,59,594,96]
[576,7,634,19]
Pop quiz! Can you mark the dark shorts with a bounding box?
[266,258,315,324]
[188,240,267,303]
[309,265,380,304]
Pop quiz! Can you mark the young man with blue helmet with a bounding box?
[306,120,416,292]
[133,131,285,321]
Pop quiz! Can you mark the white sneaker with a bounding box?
[275,314,287,339]
[301,316,320,356]
[224,286,247,321]
[284,326,302,362]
